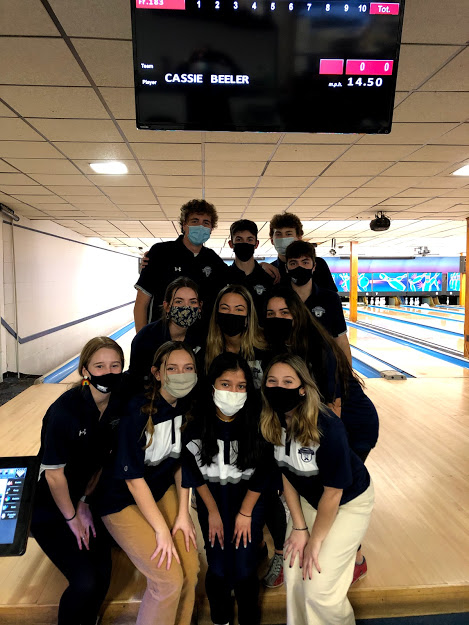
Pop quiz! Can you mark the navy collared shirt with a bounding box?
[226,261,274,318]
[304,282,347,338]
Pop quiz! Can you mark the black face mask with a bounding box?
[288,266,313,287]
[217,312,247,337]
[264,385,304,415]
[263,317,293,345]
[86,371,122,394]
[233,243,255,262]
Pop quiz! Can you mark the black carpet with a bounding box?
[356,614,468,625]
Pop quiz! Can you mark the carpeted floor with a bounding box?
[0,374,38,407]
[356,614,469,625]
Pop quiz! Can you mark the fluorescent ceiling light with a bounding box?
[89,161,128,175]
[452,165,469,176]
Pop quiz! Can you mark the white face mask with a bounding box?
[163,372,197,399]
[213,388,247,417]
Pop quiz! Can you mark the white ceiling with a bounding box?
[0,0,468,257]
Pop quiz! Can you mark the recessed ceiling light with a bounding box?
[89,161,128,175]
[452,165,469,176]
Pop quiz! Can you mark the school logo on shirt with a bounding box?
[175,266,182,272]
[298,447,315,462]
[253,284,266,295]
[202,266,212,277]
[312,306,326,318]
[79,429,87,437]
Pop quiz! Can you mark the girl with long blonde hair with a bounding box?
[261,354,374,625]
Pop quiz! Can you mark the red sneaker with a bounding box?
[351,556,367,585]
[263,553,284,588]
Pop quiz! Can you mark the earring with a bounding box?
[82,376,90,387]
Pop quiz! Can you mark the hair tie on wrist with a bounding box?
[64,511,76,522]
[239,511,251,518]
[292,526,308,531]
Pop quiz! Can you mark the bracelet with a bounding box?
[292,526,308,531]
[64,511,76,522]
[239,511,252,518]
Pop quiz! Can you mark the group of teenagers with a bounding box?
[32,200,379,625]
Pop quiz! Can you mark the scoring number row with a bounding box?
[195,1,369,11]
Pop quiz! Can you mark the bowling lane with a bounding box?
[347,325,469,378]
[391,305,465,321]
[344,309,464,352]
[346,304,463,334]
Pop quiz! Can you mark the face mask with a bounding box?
[217,312,247,337]
[288,266,313,287]
[169,305,201,328]
[213,388,247,417]
[263,317,293,345]
[163,372,197,399]
[86,371,122,394]
[188,225,211,246]
[233,242,255,262]
[273,237,296,256]
[263,385,304,415]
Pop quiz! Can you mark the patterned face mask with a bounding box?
[169,305,201,328]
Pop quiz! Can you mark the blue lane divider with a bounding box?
[347,321,469,370]
[344,308,463,337]
[43,322,135,384]
[351,304,463,323]
[351,357,382,379]
[351,344,414,378]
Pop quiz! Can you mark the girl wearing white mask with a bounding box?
[182,353,272,625]
[98,341,200,625]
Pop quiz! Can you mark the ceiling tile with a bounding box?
[0,86,109,118]
[206,132,281,143]
[55,142,132,160]
[0,173,37,185]
[132,143,201,160]
[154,187,202,197]
[257,176,312,188]
[396,44,460,91]
[323,162,392,176]
[0,119,44,141]
[48,0,131,38]
[148,175,202,187]
[73,39,133,88]
[338,145,419,162]
[282,134,357,145]
[117,121,201,143]
[205,144,275,162]
[0,38,87,86]
[4,158,79,175]
[139,161,201,175]
[205,188,252,198]
[204,176,257,188]
[401,0,469,44]
[264,162,329,176]
[359,122,458,145]
[0,0,59,35]
[381,162,450,176]
[206,161,264,176]
[29,174,93,186]
[63,195,111,205]
[0,141,62,158]
[432,124,469,145]
[253,188,302,198]
[0,161,17,173]
[364,177,426,188]
[90,174,148,187]
[47,185,103,196]
[272,145,348,161]
[99,88,135,119]
[421,47,469,92]
[393,92,469,123]
[28,119,123,143]
[11,194,66,204]
[405,145,469,162]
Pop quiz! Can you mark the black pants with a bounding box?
[264,489,287,552]
[31,512,112,625]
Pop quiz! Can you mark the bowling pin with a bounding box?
[410,297,414,305]
[446,297,449,305]
[405,297,408,305]
[416,297,419,306]
[370,297,374,306]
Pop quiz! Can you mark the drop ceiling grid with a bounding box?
[0,0,467,252]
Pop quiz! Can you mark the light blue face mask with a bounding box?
[188,225,211,246]
[273,236,296,256]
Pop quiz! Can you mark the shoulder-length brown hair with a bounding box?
[260,354,322,448]
[141,340,196,449]
[205,284,267,373]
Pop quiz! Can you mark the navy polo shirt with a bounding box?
[97,395,186,516]
[135,235,228,323]
[273,256,338,292]
[35,385,122,512]
[341,377,379,453]
[304,282,347,338]
[273,409,370,509]
[226,261,274,318]
[128,318,205,390]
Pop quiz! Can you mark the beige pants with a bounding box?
[103,485,200,625]
[284,482,374,625]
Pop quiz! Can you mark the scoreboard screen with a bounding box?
[131,0,406,133]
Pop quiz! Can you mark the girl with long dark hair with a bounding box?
[182,352,270,625]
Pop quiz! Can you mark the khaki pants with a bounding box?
[103,485,200,625]
[284,482,374,625]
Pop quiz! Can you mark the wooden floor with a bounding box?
[0,375,468,623]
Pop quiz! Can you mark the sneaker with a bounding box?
[351,556,367,585]
[263,553,284,588]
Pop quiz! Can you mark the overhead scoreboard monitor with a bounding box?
[131,0,406,132]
